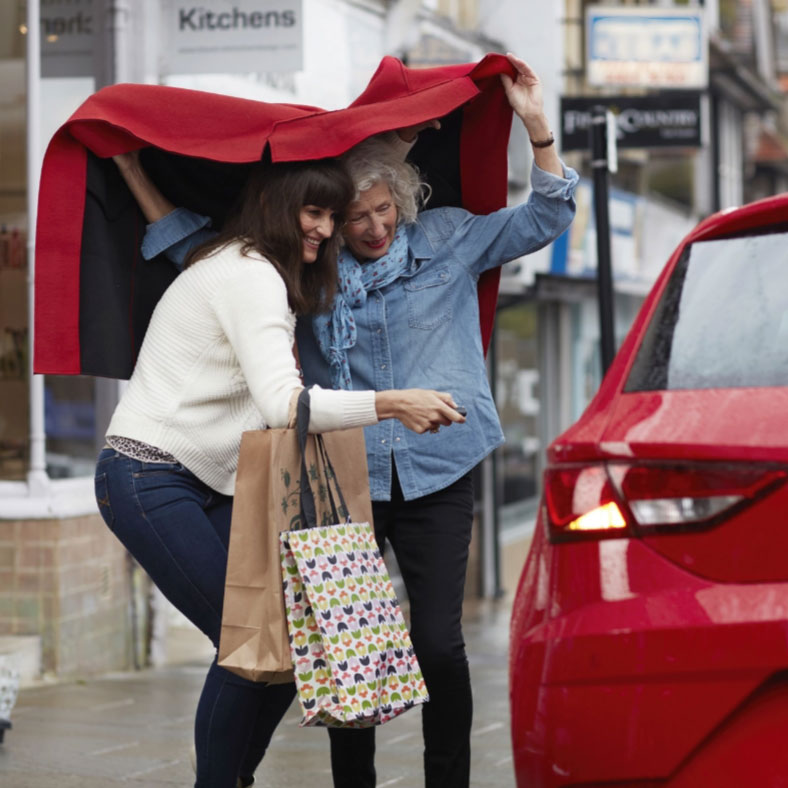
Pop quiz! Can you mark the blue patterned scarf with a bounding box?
[313,228,410,390]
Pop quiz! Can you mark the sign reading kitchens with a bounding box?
[560,94,703,152]
[586,6,707,90]
[160,0,304,75]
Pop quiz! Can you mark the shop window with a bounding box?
[44,376,97,478]
[0,9,105,484]
[570,293,645,422]
[494,303,540,507]
[0,228,28,480]
[0,15,29,481]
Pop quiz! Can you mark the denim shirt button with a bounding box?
[381,439,387,444]
[380,364,386,369]
[395,437,401,442]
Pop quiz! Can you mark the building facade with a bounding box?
[0,0,503,678]
[2,0,787,678]
[473,0,788,592]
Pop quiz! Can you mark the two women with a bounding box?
[95,156,464,788]
[115,53,578,787]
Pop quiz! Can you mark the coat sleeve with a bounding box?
[140,207,216,269]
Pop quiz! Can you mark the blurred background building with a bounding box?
[1,0,786,680]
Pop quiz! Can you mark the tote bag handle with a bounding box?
[296,387,350,529]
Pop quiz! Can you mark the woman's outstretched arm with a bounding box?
[113,150,176,223]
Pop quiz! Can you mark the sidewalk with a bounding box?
[0,597,516,787]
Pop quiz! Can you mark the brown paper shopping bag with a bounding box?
[218,392,373,682]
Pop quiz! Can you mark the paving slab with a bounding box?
[0,598,516,787]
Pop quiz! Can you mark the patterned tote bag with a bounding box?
[280,388,429,727]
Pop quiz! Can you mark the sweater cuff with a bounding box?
[308,387,378,432]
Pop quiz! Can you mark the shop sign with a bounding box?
[560,93,702,151]
[40,0,97,78]
[587,6,707,89]
[160,0,303,75]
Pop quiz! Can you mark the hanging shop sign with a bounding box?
[160,0,303,75]
[586,6,707,89]
[40,0,97,78]
[560,93,703,152]
[38,0,303,78]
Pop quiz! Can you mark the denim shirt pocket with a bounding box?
[403,264,452,329]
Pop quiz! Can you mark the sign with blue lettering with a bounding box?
[161,0,303,75]
[586,6,707,89]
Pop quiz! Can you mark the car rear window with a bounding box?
[626,227,788,391]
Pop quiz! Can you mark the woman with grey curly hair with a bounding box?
[342,134,430,224]
[302,55,579,788]
[137,52,579,788]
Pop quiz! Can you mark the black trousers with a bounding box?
[328,466,475,788]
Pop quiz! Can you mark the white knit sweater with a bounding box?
[106,241,377,495]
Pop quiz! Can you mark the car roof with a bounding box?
[686,192,788,245]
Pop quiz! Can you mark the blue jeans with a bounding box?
[94,448,295,788]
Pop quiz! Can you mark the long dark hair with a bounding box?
[184,158,354,314]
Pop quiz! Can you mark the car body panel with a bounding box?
[510,193,788,787]
[602,389,788,461]
[510,520,788,786]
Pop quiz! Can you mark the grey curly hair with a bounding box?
[341,135,431,225]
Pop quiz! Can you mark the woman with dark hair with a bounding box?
[116,54,578,788]
[95,155,465,788]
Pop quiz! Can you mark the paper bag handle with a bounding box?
[296,387,350,529]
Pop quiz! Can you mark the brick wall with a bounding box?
[0,514,136,677]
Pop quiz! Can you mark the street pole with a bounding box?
[589,106,616,376]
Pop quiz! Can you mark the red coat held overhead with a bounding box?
[34,54,516,379]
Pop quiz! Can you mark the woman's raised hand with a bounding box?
[375,389,466,434]
[500,53,544,122]
[112,149,141,172]
[500,52,564,177]
[396,118,442,143]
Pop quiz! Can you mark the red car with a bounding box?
[509,193,788,787]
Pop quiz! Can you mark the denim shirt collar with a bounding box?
[402,221,435,273]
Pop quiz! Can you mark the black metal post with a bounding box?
[709,92,721,214]
[589,106,616,376]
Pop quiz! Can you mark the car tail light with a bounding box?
[544,462,787,541]
[543,465,628,539]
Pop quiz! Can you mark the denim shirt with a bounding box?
[142,162,578,501]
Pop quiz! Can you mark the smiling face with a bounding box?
[343,182,398,261]
[299,205,336,264]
